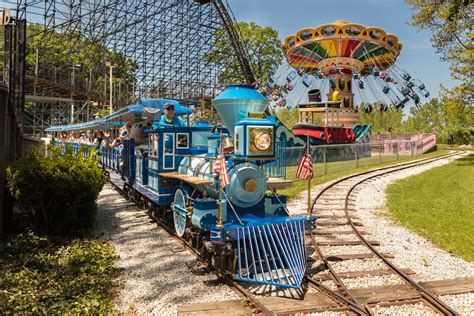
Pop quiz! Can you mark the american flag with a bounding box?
[213,146,230,188]
[296,145,314,180]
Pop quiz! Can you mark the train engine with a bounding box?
[165,85,315,289]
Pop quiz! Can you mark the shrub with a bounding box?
[0,232,118,314]
[6,144,107,235]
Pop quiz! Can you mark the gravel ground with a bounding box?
[290,152,474,314]
[95,153,473,314]
[371,302,438,315]
[95,185,238,315]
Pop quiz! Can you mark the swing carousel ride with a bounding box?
[270,20,430,145]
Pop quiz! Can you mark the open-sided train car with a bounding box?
[46,86,316,289]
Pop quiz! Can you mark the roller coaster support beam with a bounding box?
[212,0,256,84]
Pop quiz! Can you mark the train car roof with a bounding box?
[45,119,116,132]
[45,98,192,132]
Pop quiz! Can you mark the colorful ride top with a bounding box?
[281,20,402,129]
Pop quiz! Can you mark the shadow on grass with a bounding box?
[455,154,474,166]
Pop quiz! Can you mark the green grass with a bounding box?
[279,149,449,201]
[386,154,474,262]
[0,232,118,314]
[438,143,474,152]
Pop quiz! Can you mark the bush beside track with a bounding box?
[386,153,474,262]
[1,144,117,313]
[0,232,118,314]
[6,144,107,235]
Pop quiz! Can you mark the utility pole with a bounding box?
[106,62,116,114]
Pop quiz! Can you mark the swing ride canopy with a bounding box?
[281,20,402,76]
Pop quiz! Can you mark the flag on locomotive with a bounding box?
[296,145,313,180]
[213,145,230,188]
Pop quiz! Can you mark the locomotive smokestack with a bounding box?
[212,84,268,138]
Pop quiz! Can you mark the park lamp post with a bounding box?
[105,62,116,114]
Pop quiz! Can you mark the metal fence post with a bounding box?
[354,144,358,168]
[379,141,382,164]
[396,142,399,160]
[411,141,414,157]
[323,146,327,175]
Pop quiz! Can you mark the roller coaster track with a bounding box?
[212,0,256,85]
[305,151,464,315]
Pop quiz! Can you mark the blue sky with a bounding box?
[228,0,457,100]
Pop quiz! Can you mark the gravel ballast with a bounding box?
[95,185,238,315]
[96,153,473,314]
[289,153,474,314]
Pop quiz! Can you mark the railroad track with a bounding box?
[111,151,466,315]
[305,151,464,315]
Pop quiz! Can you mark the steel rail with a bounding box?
[145,211,273,316]
[308,232,373,315]
[341,155,462,315]
[306,276,368,315]
[309,151,463,315]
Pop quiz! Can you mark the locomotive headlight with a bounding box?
[250,128,272,154]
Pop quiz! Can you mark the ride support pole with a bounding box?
[307,177,311,217]
[306,135,312,217]
[216,132,223,228]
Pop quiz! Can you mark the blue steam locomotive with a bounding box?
[46,84,315,289]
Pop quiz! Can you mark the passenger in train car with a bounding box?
[86,130,94,144]
[101,131,111,149]
[79,132,86,143]
[159,103,185,127]
[94,131,105,149]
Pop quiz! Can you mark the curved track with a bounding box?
[306,151,463,315]
[112,151,463,315]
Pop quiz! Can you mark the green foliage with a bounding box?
[357,104,404,133]
[0,232,118,314]
[204,21,282,85]
[403,91,472,144]
[6,144,107,235]
[387,154,474,261]
[23,23,138,106]
[405,0,473,99]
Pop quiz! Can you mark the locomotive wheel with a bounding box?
[172,188,188,237]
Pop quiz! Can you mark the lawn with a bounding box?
[279,149,450,201]
[0,232,118,314]
[386,154,474,262]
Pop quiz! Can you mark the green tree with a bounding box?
[357,104,404,133]
[204,21,282,85]
[402,91,472,144]
[405,0,473,98]
[440,86,473,143]
[402,98,447,137]
[24,24,138,107]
